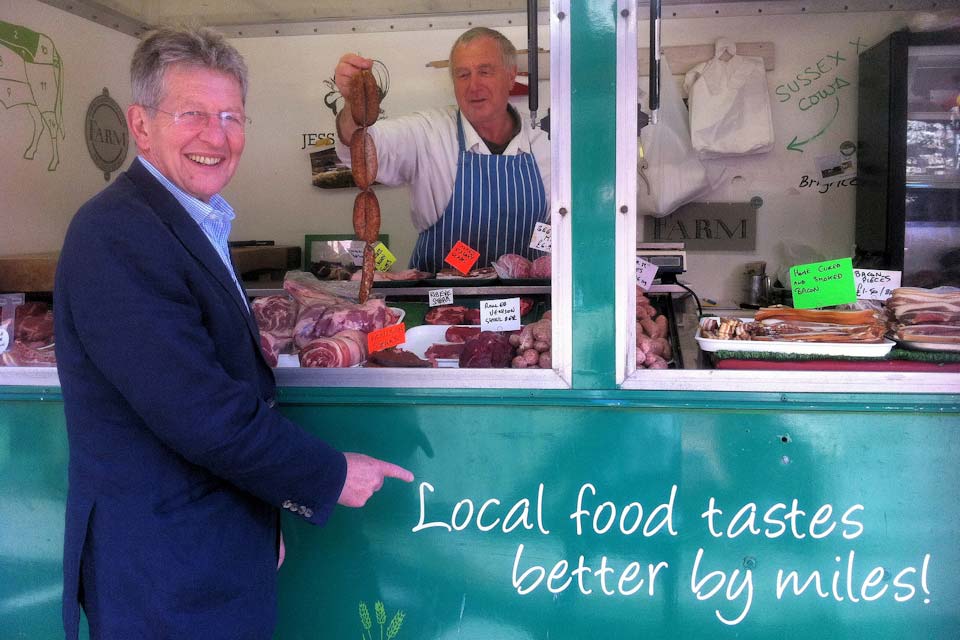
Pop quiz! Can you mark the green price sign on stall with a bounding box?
[789,257,857,309]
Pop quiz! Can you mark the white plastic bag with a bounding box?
[637,57,718,217]
[683,38,774,158]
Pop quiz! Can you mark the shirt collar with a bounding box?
[138,156,235,222]
[460,104,531,155]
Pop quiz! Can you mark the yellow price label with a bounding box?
[373,242,396,272]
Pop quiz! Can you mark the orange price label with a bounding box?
[367,322,406,353]
[444,241,480,275]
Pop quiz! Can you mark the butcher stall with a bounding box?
[1,0,958,638]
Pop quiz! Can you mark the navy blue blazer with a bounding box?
[55,159,347,639]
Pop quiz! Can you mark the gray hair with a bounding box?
[448,27,517,78]
[131,25,249,107]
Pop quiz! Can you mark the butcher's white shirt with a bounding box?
[336,105,551,233]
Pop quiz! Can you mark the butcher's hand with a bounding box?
[337,452,414,508]
[334,53,373,97]
[333,53,373,143]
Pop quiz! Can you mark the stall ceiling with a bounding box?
[38,0,933,37]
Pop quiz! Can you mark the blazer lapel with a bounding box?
[126,159,264,349]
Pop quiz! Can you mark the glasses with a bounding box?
[145,106,251,134]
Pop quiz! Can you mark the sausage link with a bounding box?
[348,69,380,127]
[358,242,375,303]
[352,189,381,244]
[350,129,378,190]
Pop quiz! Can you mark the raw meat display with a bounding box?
[635,288,671,369]
[887,287,960,345]
[700,309,887,344]
[293,299,396,348]
[424,343,466,360]
[531,256,551,279]
[14,302,54,343]
[435,267,497,279]
[252,295,298,336]
[368,348,433,367]
[299,330,368,367]
[492,254,532,279]
[425,305,469,325]
[445,326,481,343]
[257,332,290,368]
[1,340,57,367]
[349,268,431,281]
[283,271,347,307]
[459,331,514,368]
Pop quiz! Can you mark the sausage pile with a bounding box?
[509,312,552,369]
[348,70,382,303]
[636,287,672,369]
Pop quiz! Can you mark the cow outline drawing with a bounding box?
[0,20,65,171]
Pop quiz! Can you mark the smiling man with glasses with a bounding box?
[55,25,412,640]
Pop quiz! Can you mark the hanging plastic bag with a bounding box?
[683,38,774,158]
[637,57,719,217]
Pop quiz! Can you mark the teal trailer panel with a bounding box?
[2,388,956,639]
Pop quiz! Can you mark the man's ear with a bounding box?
[127,104,151,152]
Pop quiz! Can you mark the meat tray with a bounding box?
[397,324,475,368]
[695,318,896,358]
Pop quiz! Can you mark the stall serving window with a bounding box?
[1,1,956,395]
[616,2,958,394]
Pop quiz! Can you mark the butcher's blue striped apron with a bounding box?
[410,111,548,273]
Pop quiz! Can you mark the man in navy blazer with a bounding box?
[55,26,412,639]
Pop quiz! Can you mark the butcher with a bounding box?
[333,27,551,273]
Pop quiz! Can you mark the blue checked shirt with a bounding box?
[139,157,248,309]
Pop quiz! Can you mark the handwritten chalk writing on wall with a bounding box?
[777,45,861,153]
[797,174,858,194]
[412,482,934,626]
[0,20,65,171]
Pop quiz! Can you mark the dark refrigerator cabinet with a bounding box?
[856,30,960,288]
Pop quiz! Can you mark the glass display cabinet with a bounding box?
[857,30,960,287]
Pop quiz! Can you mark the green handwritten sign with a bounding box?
[789,257,857,309]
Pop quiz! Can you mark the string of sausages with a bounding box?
[349,70,381,303]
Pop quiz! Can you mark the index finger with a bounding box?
[380,461,414,483]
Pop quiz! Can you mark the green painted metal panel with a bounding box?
[570,2,618,390]
[271,398,959,640]
[2,391,957,639]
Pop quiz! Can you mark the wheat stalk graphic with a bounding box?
[358,600,405,640]
[359,602,372,640]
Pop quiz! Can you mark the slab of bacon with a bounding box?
[299,329,368,367]
[702,306,887,344]
[886,287,960,345]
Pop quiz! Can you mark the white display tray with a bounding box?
[695,318,895,358]
[398,324,480,368]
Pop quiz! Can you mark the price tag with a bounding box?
[480,297,521,332]
[444,241,480,275]
[636,256,659,290]
[789,257,857,309]
[854,269,901,301]
[346,241,365,266]
[373,242,396,272]
[428,288,454,307]
[529,222,552,253]
[367,322,406,353]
